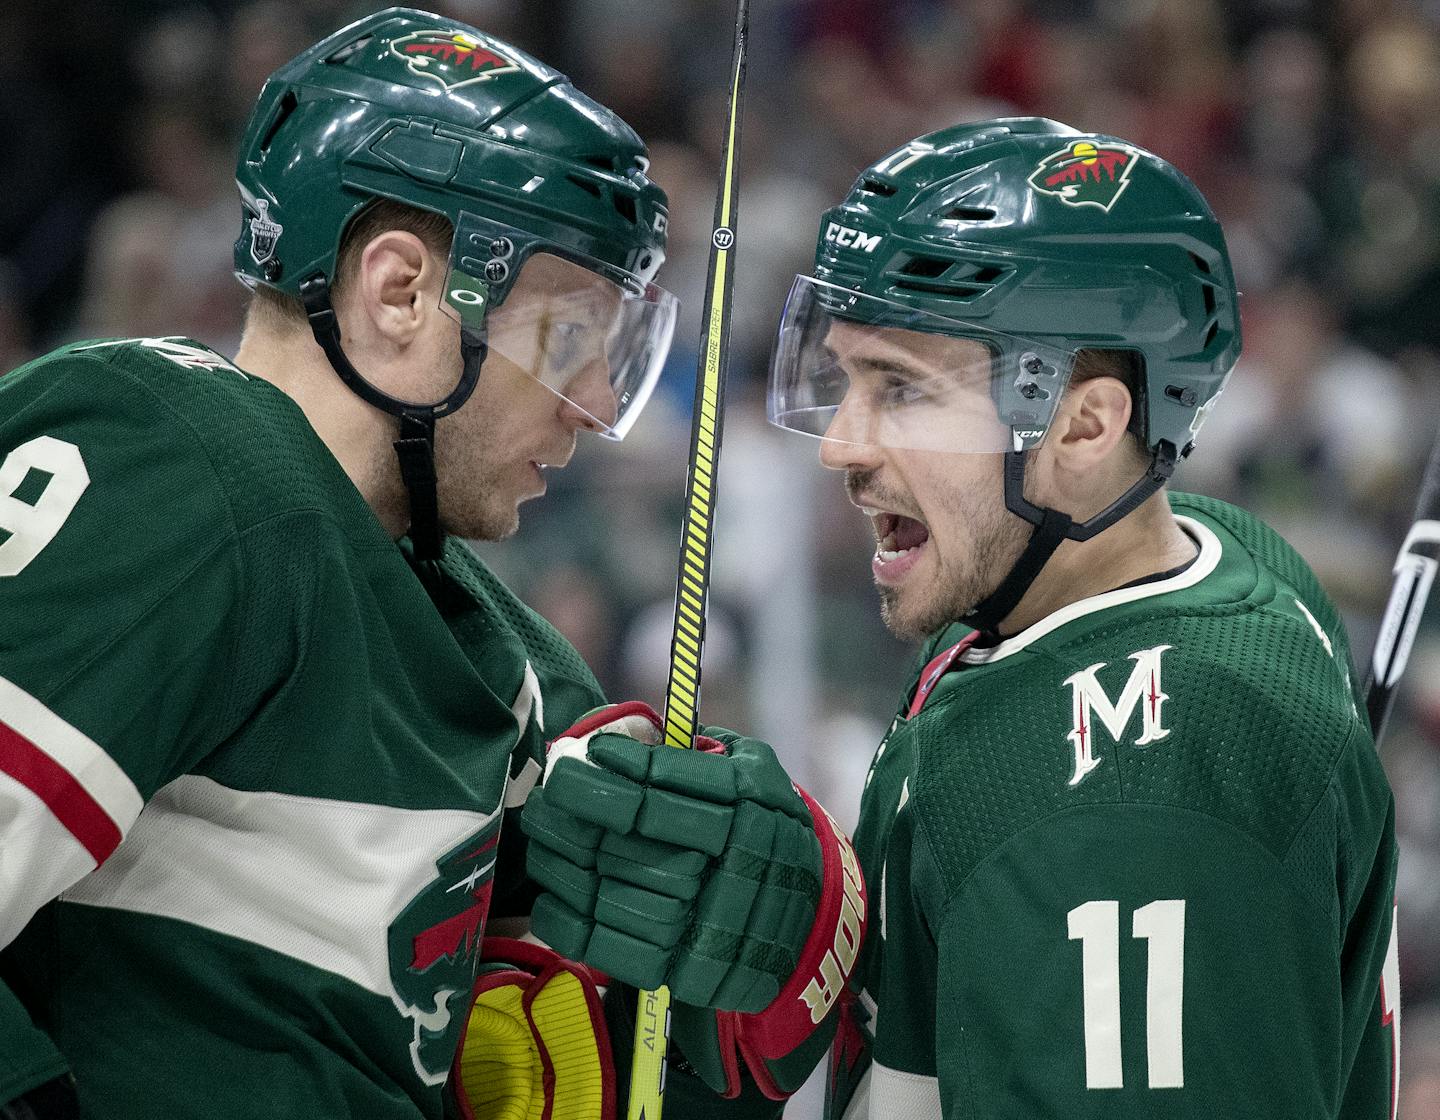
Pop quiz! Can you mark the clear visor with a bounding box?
[445,252,678,441]
[767,275,1075,453]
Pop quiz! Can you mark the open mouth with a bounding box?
[867,507,931,561]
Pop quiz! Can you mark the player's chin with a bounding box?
[448,500,521,543]
[877,586,936,642]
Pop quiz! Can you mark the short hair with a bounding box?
[246,199,454,335]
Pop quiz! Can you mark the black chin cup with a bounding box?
[299,274,486,563]
[963,441,1179,637]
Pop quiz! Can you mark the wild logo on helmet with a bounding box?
[1027,141,1138,213]
[388,29,521,90]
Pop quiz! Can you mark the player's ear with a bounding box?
[1046,375,1133,476]
[353,230,442,344]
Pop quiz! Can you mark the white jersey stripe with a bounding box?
[0,674,143,839]
[867,1060,942,1120]
[961,518,1222,665]
[62,774,502,1004]
[0,769,98,949]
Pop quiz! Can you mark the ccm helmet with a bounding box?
[235,7,676,558]
[769,117,1240,631]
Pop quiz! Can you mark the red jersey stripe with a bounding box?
[0,720,122,864]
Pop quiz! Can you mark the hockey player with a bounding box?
[522,118,1401,1118]
[0,9,686,1118]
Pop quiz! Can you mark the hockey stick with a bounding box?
[1366,421,1440,742]
[627,3,749,1118]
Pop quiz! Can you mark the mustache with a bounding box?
[845,468,906,511]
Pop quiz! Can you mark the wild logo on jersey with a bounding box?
[387,816,502,1085]
[1064,644,1171,786]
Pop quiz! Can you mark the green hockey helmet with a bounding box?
[233,8,677,558]
[769,116,1238,459]
[768,117,1242,632]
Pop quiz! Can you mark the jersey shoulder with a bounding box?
[1,337,378,542]
[907,497,1370,897]
[1169,490,1351,662]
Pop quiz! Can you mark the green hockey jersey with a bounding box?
[0,337,605,1117]
[827,493,1399,1120]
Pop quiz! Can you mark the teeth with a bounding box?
[877,546,913,562]
[860,506,881,516]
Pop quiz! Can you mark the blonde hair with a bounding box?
[245,199,454,335]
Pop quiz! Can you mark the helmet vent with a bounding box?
[945,206,997,221]
[567,174,602,198]
[259,91,299,155]
[325,36,373,65]
[613,192,637,225]
[894,256,1009,300]
[859,178,897,196]
[1203,321,1219,348]
[584,154,620,172]
[900,257,949,279]
[1188,252,1212,275]
[1201,282,1216,316]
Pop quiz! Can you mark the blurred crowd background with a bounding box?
[4,0,1440,1112]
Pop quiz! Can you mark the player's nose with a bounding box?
[558,359,618,433]
[819,395,882,470]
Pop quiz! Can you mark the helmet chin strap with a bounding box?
[962,440,1179,637]
[299,274,486,564]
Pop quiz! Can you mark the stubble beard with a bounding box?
[857,470,1030,642]
[430,371,522,544]
[434,423,521,543]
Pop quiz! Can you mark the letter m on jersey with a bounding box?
[1063,645,1172,787]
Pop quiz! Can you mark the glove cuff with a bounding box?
[713,789,867,1099]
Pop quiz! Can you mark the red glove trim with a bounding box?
[522,957,617,1120]
[553,701,662,743]
[694,733,728,755]
[725,788,867,1100]
[713,1006,744,1100]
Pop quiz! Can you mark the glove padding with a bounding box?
[524,703,822,1012]
[453,937,614,1120]
[523,703,867,1100]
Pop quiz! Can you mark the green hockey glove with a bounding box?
[521,702,867,1099]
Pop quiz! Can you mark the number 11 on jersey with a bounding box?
[1068,898,1186,1090]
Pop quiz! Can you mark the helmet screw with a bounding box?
[1019,382,1041,400]
[263,259,282,282]
[484,259,509,283]
[489,237,514,260]
[1165,384,1199,407]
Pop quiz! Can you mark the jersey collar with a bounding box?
[959,516,1222,666]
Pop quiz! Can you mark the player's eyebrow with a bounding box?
[845,353,933,380]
